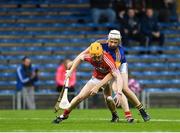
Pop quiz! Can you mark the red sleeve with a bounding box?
[103,53,117,72]
[84,55,92,63]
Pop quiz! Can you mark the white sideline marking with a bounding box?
[1,132,178,133]
[0,117,180,122]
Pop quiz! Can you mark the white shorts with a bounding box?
[120,63,128,74]
[88,77,101,85]
[87,77,109,90]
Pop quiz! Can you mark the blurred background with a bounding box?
[0,0,179,110]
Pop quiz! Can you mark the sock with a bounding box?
[112,111,118,117]
[125,111,132,119]
[136,103,143,110]
[63,109,71,117]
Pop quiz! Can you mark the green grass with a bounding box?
[0,108,180,132]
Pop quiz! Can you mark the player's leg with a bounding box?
[121,73,141,106]
[103,83,119,122]
[67,80,94,112]
[121,71,150,122]
[111,80,134,123]
[53,79,95,124]
[121,93,134,123]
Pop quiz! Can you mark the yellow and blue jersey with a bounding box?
[101,43,126,68]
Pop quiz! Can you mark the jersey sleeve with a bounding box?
[84,55,91,62]
[120,47,127,64]
[103,53,117,72]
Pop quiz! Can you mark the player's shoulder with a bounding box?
[101,42,108,45]
[101,42,109,51]
[104,51,111,57]
[103,52,116,69]
[118,45,125,53]
[103,52,114,62]
[118,45,124,49]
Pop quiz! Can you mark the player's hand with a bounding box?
[90,86,99,96]
[65,70,71,79]
[67,61,73,69]
[114,92,122,107]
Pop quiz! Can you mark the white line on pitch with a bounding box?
[0,117,180,122]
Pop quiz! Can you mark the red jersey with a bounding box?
[84,52,117,79]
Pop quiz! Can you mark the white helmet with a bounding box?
[108,30,122,40]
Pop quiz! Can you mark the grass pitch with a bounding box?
[0,108,180,132]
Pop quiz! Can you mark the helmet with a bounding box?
[108,30,122,40]
[89,42,103,56]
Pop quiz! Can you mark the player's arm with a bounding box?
[111,69,124,106]
[67,47,89,69]
[68,39,108,69]
[66,54,85,79]
[111,69,123,94]
[69,40,107,69]
[119,46,128,70]
[78,47,89,57]
[104,53,123,94]
[90,69,123,96]
[90,73,113,95]
[90,69,123,95]
[96,39,108,44]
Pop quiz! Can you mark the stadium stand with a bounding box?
[0,0,179,109]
